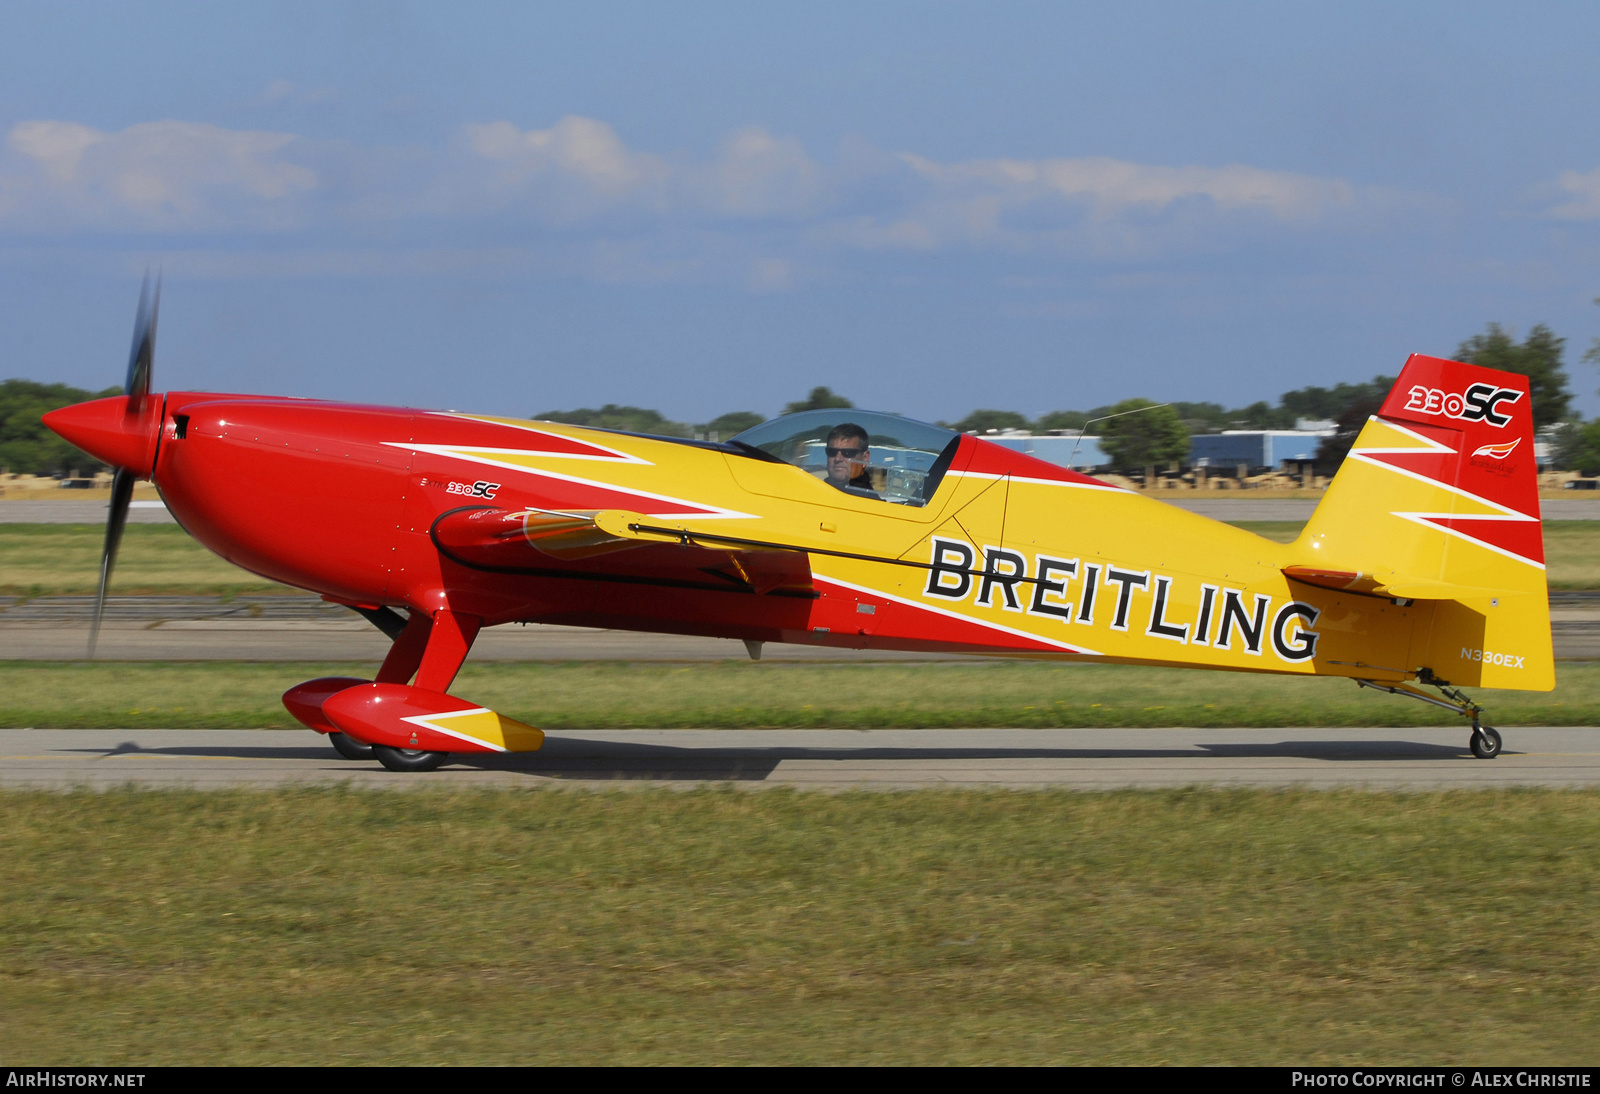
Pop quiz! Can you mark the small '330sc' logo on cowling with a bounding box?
[446,480,500,499]
[1404,383,1523,427]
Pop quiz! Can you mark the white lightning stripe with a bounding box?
[1355,417,1458,454]
[1345,451,1534,521]
[950,471,1125,492]
[386,442,759,521]
[1348,417,1543,568]
[1388,512,1545,570]
[400,707,506,752]
[431,414,651,464]
[417,439,649,465]
[813,572,1104,656]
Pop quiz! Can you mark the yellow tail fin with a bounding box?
[1291,354,1552,691]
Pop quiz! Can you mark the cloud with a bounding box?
[694,127,822,218]
[455,117,826,220]
[448,120,1361,237]
[458,116,671,222]
[0,112,1403,281]
[250,80,339,109]
[9,121,102,183]
[441,118,1376,268]
[747,256,796,291]
[1,119,317,231]
[808,152,1362,258]
[1545,167,1600,220]
[962,156,1352,218]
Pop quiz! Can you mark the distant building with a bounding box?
[982,425,1337,475]
[984,432,1108,471]
[1189,429,1332,473]
[978,420,1553,477]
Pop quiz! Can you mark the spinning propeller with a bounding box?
[90,277,160,655]
[41,277,163,657]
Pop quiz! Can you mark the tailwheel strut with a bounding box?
[1355,671,1502,760]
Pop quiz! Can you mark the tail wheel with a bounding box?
[328,732,374,761]
[372,745,450,772]
[1470,724,1503,760]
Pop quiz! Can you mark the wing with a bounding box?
[430,506,815,596]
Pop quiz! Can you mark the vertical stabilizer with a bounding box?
[1290,354,1552,690]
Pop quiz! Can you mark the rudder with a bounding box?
[1290,354,1552,691]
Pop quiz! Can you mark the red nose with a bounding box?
[42,394,163,477]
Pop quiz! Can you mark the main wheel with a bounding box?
[372,745,450,772]
[1470,725,1503,760]
[329,732,374,761]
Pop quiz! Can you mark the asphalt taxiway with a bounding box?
[3,727,1597,791]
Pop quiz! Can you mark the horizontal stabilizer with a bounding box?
[1282,565,1523,602]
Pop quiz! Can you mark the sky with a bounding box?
[3,1,1600,425]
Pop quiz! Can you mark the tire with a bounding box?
[328,732,374,761]
[1470,725,1503,760]
[372,745,450,772]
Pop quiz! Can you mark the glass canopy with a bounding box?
[732,409,961,507]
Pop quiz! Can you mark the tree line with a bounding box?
[0,379,122,477]
[534,315,1596,476]
[4,315,1598,477]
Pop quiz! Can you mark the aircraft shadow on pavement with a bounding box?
[66,735,1478,781]
[482,737,1478,779]
[76,741,341,762]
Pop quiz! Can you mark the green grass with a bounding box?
[1,786,1596,1065]
[0,523,289,596]
[4,659,1599,728]
[1230,520,1305,543]
[1541,521,1600,589]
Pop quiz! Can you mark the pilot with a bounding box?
[823,423,878,497]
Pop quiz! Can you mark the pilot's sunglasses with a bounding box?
[825,446,866,458]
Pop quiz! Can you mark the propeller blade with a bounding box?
[125,273,159,401]
[89,467,135,659]
[90,275,159,658]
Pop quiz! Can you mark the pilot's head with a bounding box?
[824,423,870,487]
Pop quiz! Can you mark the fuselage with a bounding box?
[142,391,1445,684]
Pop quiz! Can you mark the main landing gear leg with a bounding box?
[320,610,434,762]
[376,610,433,684]
[1355,672,1502,759]
[369,608,483,774]
[307,608,432,760]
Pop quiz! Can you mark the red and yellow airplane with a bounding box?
[44,284,1552,769]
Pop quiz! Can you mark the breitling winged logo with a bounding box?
[1470,438,1520,460]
